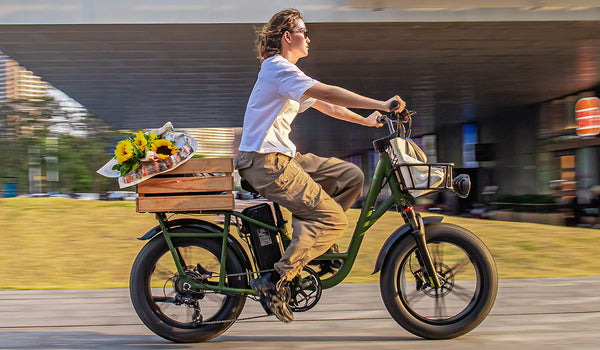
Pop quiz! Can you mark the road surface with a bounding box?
[0,277,598,349]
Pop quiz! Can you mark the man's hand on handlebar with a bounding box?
[365,111,384,128]
[386,95,406,113]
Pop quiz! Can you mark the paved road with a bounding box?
[0,277,599,350]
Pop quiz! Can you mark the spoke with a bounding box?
[434,289,448,319]
[404,289,427,304]
[304,289,316,298]
[300,280,312,289]
[153,263,176,280]
[448,257,471,276]
[430,243,444,267]
[450,283,476,302]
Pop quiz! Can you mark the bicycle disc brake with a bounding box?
[290,266,322,312]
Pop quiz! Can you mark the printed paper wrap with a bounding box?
[97,122,198,188]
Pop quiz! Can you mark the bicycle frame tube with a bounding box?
[156,212,258,296]
[319,152,410,289]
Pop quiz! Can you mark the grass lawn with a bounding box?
[1,198,599,290]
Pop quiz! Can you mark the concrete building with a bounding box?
[0,53,48,102]
[0,50,7,103]
[0,1,599,207]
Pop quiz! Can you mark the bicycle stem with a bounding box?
[402,206,442,289]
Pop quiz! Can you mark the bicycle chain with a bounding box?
[177,268,279,325]
[184,295,274,325]
[198,313,272,325]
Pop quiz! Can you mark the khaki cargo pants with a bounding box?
[236,151,364,281]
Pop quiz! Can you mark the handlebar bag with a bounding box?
[389,137,445,197]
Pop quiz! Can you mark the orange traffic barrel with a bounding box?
[576,97,600,136]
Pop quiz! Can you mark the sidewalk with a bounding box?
[0,277,599,349]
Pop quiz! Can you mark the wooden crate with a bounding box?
[136,158,234,213]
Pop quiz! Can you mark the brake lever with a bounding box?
[377,115,398,135]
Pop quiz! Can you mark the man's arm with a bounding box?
[311,100,383,127]
[304,82,404,112]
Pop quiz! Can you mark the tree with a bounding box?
[0,94,124,195]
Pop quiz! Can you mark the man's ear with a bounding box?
[283,31,291,43]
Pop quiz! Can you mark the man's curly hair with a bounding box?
[256,9,303,61]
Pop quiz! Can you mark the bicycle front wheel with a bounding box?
[130,229,247,343]
[380,223,497,339]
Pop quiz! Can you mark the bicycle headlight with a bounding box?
[453,174,471,199]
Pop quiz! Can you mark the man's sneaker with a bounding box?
[250,272,294,323]
[272,279,294,323]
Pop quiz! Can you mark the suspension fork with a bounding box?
[402,206,442,289]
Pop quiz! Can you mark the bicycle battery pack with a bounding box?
[241,203,283,271]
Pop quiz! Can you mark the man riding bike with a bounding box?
[236,8,405,323]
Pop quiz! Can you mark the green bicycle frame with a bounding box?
[155,150,412,296]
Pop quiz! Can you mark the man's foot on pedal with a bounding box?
[250,272,294,323]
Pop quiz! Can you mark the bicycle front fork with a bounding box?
[402,206,442,289]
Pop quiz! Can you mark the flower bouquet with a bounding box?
[97,122,197,188]
[113,131,180,176]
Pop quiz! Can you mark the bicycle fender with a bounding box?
[372,216,443,274]
[138,218,223,240]
[138,218,252,273]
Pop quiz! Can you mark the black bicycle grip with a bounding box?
[376,115,387,123]
[389,100,400,112]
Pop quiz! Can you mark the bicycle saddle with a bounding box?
[241,178,259,195]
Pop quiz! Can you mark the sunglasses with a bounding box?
[291,28,309,39]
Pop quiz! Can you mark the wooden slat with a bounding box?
[134,158,235,212]
[137,176,233,194]
[136,194,234,212]
[165,158,233,175]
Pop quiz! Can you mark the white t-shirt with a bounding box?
[238,54,318,157]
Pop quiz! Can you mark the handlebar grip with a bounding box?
[389,100,400,112]
[376,115,387,123]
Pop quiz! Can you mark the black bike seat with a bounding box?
[241,178,259,195]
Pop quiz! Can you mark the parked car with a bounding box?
[49,194,73,199]
[30,193,50,198]
[107,191,137,201]
[74,193,101,200]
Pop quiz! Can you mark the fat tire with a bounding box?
[380,222,497,339]
[130,230,247,343]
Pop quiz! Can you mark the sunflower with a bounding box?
[147,132,158,141]
[133,131,148,152]
[115,139,135,164]
[150,139,180,159]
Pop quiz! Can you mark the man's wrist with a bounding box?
[379,101,388,111]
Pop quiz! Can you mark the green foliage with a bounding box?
[0,97,122,195]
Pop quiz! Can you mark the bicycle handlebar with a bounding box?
[376,103,417,137]
[376,108,416,125]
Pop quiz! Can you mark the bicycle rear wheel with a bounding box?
[380,223,497,339]
[130,228,247,343]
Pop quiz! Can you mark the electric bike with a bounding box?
[129,107,498,342]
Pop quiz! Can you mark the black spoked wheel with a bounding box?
[130,227,247,343]
[380,223,497,339]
